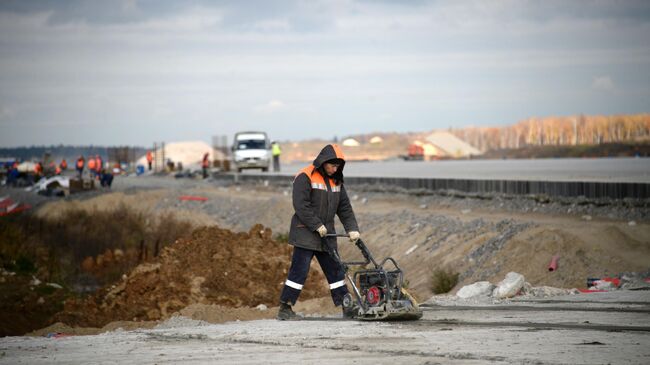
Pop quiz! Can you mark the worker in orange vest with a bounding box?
[76,156,85,178]
[60,159,68,170]
[202,152,210,179]
[146,151,153,171]
[34,161,43,180]
[95,155,103,177]
[87,157,96,178]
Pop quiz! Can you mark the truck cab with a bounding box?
[232,131,271,172]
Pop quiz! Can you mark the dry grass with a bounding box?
[0,205,192,289]
[430,267,459,294]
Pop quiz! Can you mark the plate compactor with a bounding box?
[324,234,423,321]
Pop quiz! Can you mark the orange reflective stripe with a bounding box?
[331,144,345,159]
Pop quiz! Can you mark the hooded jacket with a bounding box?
[288,144,359,252]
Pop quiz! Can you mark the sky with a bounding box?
[0,0,649,147]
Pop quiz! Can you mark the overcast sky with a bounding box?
[1,0,649,147]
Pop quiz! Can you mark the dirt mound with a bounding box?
[53,224,329,327]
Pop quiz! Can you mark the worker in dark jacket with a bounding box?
[277,144,361,320]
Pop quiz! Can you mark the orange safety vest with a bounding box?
[146,151,153,162]
[87,159,96,170]
[60,160,68,169]
[55,166,61,175]
[76,158,84,169]
[95,157,102,171]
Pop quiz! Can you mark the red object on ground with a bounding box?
[578,289,607,293]
[0,197,12,208]
[548,255,560,272]
[0,197,31,216]
[179,195,208,202]
[599,277,621,287]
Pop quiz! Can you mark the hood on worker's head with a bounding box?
[313,144,346,182]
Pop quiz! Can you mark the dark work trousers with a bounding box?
[273,155,280,172]
[280,245,348,306]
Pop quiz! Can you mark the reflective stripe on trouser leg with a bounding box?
[280,246,315,305]
[315,249,349,306]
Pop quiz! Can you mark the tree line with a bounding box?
[452,114,650,152]
[0,145,145,163]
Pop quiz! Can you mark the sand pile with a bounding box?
[53,224,329,328]
[136,140,226,169]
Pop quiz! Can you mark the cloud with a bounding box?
[0,0,649,146]
[592,76,614,91]
[254,100,286,114]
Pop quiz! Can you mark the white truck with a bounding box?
[232,131,271,173]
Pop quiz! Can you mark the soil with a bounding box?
[0,274,70,337]
[51,224,330,328]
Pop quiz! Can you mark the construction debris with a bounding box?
[492,272,526,299]
[456,281,495,299]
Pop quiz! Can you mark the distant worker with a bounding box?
[146,150,153,171]
[100,168,113,188]
[6,162,19,186]
[34,161,43,180]
[271,141,282,172]
[277,144,361,321]
[87,157,96,178]
[202,152,210,179]
[76,156,85,178]
[54,164,61,176]
[95,155,103,177]
[60,159,68,171]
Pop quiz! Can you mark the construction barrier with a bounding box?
[217,173,650,200]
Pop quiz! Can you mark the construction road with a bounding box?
[264,157,650,183]
[2,291,649,364]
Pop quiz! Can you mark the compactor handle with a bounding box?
[325,233,350,238]
[324,234,378,268]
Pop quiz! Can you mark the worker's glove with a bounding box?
[316,225,327,238]
[349,231,360,243]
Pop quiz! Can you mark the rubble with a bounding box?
[451,272,582,303]
[256,304,268,311]
[456,281,494,299]
[520,285,579,297]
[493,272,525,299]
[620,271,650,290]
[590,280,616,291]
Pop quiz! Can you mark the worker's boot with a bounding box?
[342,305,358,319]
[276,302,300,321]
